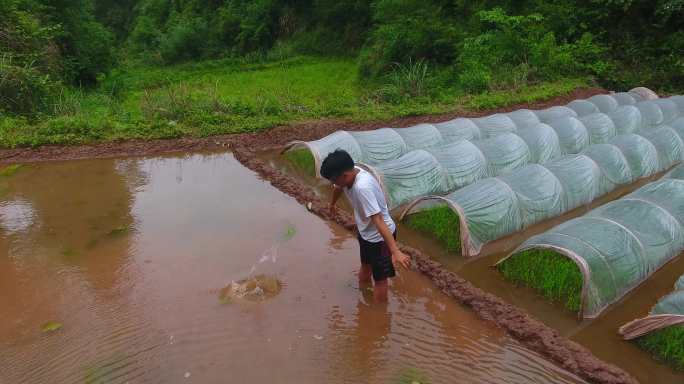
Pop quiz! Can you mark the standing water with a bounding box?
[0,153,584,384]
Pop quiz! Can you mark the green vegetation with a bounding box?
[283,149,316,176]
[636,326,684,371]
[2,1,683,147]
[41,321,63,333]
[392,366,431,384]
[405,206,461,252]
[498,248,583,312]
[0,164,24,177]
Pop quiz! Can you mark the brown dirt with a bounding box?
[0,87,605,164]
[0,86,638,383]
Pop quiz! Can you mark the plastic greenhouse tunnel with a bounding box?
[619,275,684,370]
[399,109,684,257]
[495,164,684,320]
[284,88,662,179]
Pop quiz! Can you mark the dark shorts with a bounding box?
[358,231,396,282]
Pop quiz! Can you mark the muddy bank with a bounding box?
[231,146,635,384]
[0,87,605,164]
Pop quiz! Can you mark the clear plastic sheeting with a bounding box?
[371,96,684,209]
[500,166,684,319]
[609,105,642,134]
[612,92,639,105]
[400,128,684,257]
[284,88,661,177]
[580,113,617,144]
[567,100,599,116]
[620,276,684,340]
[588,94,619,113]
[547,117,590,154]
[533,106,578,123]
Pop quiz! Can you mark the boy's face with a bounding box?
[332,169,355,188]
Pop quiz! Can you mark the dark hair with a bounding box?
[320,149,354,181]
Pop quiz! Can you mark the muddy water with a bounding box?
[265,150,684,383]
[0,153,585,384]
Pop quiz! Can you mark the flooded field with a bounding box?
[0,152,585,384]
[265,149,684,383]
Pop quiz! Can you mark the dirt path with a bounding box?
[0,86,638,383]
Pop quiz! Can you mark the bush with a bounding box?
[358,0,459,78]
[0,57,55,115]
[159,17,210,63]
[457,8,605,91]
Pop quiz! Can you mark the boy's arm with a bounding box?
[371,214,411,269]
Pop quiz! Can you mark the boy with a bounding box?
[320,149,411,302]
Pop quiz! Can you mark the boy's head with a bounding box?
[320,149,356,187]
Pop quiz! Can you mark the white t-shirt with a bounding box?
[343,167,396,243]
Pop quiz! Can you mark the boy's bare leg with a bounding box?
[359,264,372,284]
[373,279,389,302]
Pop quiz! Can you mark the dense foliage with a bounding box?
[0,0,682,131]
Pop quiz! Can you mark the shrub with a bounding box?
[498,249,583,312]
[358,0,459,78]
[457,8,605,91]
[159,17,210,63]
[0,57,55,115]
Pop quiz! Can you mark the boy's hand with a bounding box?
[329,202,337,215]
[392,250,411,269]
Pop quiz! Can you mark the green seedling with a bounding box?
[405,206,461,252]
[283,149,315,176]
[281,223,297,242]
[498,249,582,312]
[636,326,684,371]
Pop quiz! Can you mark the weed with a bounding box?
[107,226,129,237]
[283,149,315,176]
[0,164,24,177]
[498,249,583,312]
[636,326,684,371]
[41,321,63,333]
[404,206,461,252]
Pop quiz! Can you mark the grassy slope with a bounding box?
[636,326,684,371]
[498,248,583,312]
[0,56,589,148]
[404,206,461,252]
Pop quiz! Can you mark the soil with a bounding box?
[0,86,639,384]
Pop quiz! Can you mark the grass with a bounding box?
[636,326,684,371]
[498,248,583,312]
[0,55,590,148]
[404,206,461,252]
[283,149,315,176]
